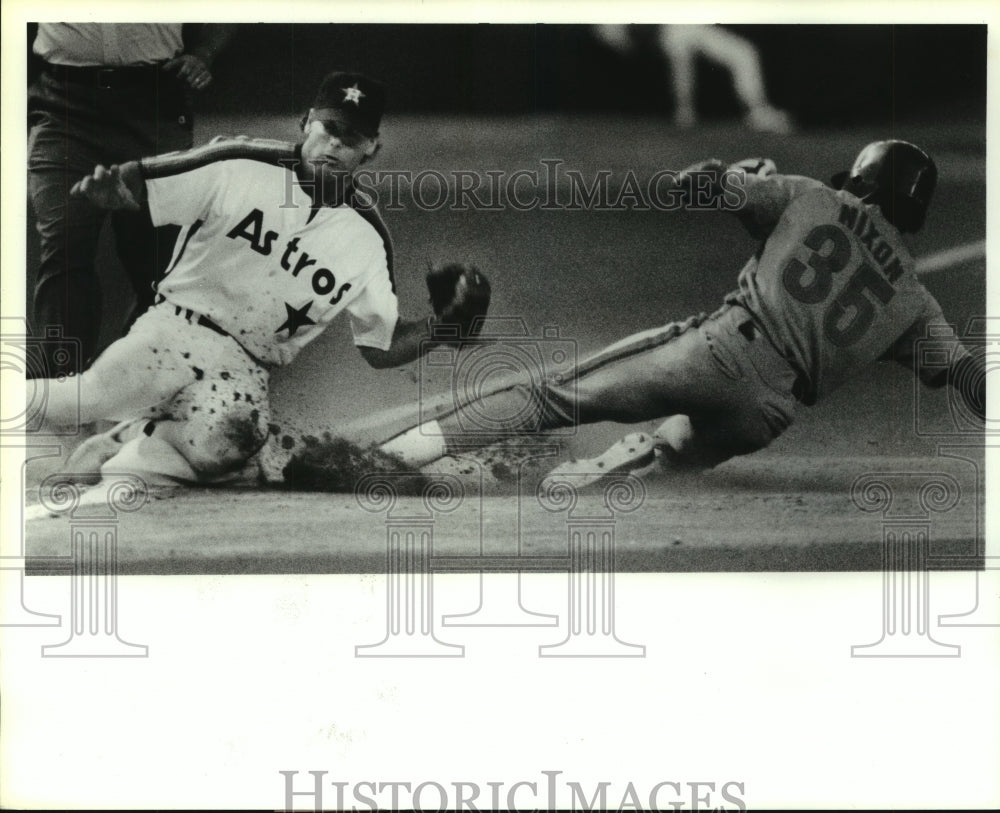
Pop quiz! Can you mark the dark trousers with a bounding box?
[27,63,194,375]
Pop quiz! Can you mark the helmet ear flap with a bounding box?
[840,174,878,202]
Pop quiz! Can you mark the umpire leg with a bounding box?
[107,70,193,329]
[28,114,108,374]
[111,210,181,328]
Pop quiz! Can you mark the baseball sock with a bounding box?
[380,421,448,467]
[99,435,197,485]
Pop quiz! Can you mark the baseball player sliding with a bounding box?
[37,71,490,484]
[380,141,986,482]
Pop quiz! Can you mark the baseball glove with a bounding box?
[426,262,491,340]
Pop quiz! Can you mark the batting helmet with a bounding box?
[831,140,937,233]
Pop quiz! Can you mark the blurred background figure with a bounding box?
[592,23,794,133]
[27,23,235,375]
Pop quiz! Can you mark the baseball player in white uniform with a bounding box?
[379,141,985,482]
[39,71,490,484]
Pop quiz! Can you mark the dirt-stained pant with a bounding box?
[42,304,271,478]
[439,303,801,469]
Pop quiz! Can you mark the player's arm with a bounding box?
[676,157,822,238]
[353,263,492,370]
[358,317,439,369]
[882,311,985,422]
[726,164,822,238]
[71,139,295,221]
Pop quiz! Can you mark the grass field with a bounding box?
[23,113,988,572]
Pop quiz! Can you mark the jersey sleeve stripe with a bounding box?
[349,191,396,293]
[138,138,299,180]
[163,218,204,277]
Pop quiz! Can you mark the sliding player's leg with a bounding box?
[383,305,799,482]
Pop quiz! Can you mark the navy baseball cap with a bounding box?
[311,71,386,137]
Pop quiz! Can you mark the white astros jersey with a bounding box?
[732,174,951,402]
[140,138,399,366]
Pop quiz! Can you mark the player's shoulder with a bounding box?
[339,197,391,250]
[829,187,909,246]
[339,189,396,276]
[789,184,916,266]
[346,188,388,231]
[783,175,832,199]
[778,178,848,217]
[139,136,299,179]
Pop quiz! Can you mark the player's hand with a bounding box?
[70,165,141,211]
[676,158,728,185]
[162,54,212,90]
[674,158,727,204]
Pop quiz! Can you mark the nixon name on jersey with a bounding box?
[837,203,904,282]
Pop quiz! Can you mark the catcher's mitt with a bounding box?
[426,262,491,340]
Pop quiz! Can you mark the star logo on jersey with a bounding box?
[342,84,365,106]
[275,301,317,337]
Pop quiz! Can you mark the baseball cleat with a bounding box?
[545,433,656,488]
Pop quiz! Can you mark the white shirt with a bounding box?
[34,23,183,67]
[143,139,399,366]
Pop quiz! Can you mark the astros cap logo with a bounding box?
[311,71,387,137]
[342,83,365,106]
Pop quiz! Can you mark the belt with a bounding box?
[169,305,270,369]
[174,305,229,338]
[736,317,810,403]
[44,61,168,90]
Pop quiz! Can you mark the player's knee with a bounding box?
[181,407,269,477]
[74,359,142,415]
[449,381,548,436]
[496,379,576,434]
[532,378,580,431]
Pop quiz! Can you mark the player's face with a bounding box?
[301,117,377,178]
